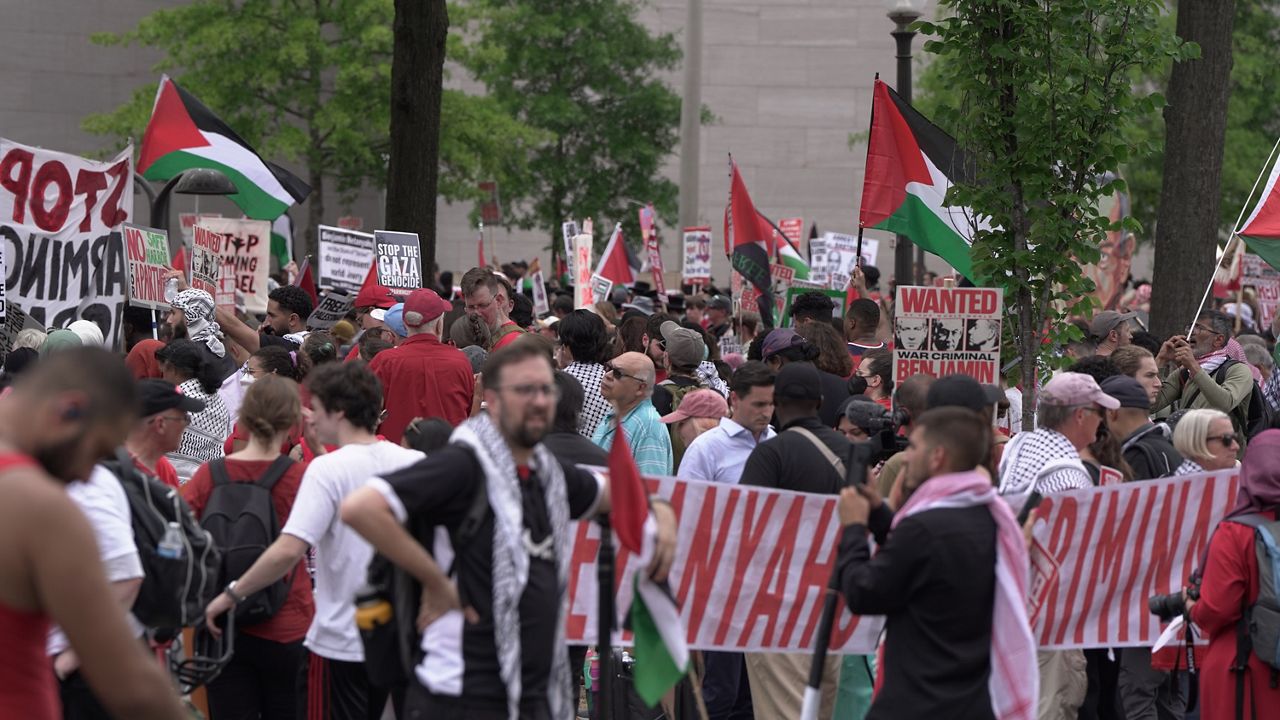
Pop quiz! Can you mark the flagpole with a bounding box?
[596,516,615,719]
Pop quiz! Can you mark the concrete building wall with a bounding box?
[0,0,948,285]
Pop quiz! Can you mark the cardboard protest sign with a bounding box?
[0,301,43,358]
[590,274,613,306]
[317,225,376,294]
[195,218,271,313]
[374,230,422,299]
[531,270,550,315]
[1028,469,1238,648]
[682,227,712,282]
[562,221,580,279]
[1243,253,1280,330]
[574,221,594,309]
[307,290,355,330]
[0,139,132,343]
[190,224,223,297]
[893,285,1003,386]
[822,232,878,291]
[122,224,172,310]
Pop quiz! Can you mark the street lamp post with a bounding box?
[149,168,238,254]
[887,0,922,286]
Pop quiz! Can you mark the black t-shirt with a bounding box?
[380,446,601,709]
[259,332,301,350]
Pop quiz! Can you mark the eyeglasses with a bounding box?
[157,413,190,426]
[605,363,647,385]
[1208,433,1239,447]
[496,383,559,399]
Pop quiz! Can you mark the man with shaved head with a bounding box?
[592,351,672,475]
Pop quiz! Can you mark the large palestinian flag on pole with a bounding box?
[725,158,776,326]
[139,75,311,222]
[859,78,978,279]
[1238,139,1280,271]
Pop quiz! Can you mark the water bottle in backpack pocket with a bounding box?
[201,456,297,626]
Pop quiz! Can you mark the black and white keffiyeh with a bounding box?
[450,413,573,720]
[997,428,1092,509]
[172,289,226,358]
[565,362,612,438]
[168,378,230,483]
[1176,459,1205,476]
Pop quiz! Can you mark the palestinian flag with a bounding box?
[139,75,311,221]
[595,223,637,286]
[607,419,689,707]
[859,78,978,280]
[725,159,776,325]
[271,213,294,267]
[776,232,811,281]
[1239,142,1280,271]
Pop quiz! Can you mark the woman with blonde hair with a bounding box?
[1172,408,1239,474]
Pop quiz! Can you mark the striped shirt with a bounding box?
[592,401,673,476]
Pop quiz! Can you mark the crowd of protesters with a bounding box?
[5,257,1280,720]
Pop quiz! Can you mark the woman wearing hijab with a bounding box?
[156,339,231,483]
[1190,430,1280,718]
[66,320,104,348]
[38,329,81,356]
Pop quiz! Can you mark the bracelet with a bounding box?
[225,581,247,605]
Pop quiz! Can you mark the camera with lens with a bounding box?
[1148,583,1200,622]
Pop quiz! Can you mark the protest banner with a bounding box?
[1242,253,1280,330]
[892,285,1003,386]
[374,230,422,299]
[640,204,666,296]
[562,220,580,279]
[122,224,172,311]
[190,224,223,297]
[565,468,1237,653]
[682,227,712,284]
[574,221,594,309]
[195,218,271,313]
[1028,469,1239,648]
[317,225,376,294]
[779,217,803,246]
[0,139,132,343]
[178,212,222,244]
[590,274,613,306]
[307,290,355,330]
[531,270,550,315]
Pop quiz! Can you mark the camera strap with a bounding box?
[788,427,846,478]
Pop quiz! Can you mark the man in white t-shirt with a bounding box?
[204,362,423,720]
[47,465,145,719]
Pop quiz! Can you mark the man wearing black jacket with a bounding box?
[836,407,1002,720]
[739,361,849,716]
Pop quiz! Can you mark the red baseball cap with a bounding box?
[402,288,452,327]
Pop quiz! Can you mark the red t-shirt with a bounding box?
[368,333,474,443]
[182,458,315,644]
[491,321,524,350]
[136,456,181,490]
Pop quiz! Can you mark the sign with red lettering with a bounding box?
[1028,469,1238,648]
[779,217,803,246]
[0,138,132,343]
[640,204,666,296]
[682,227,712,282]
[193,218,271,313]
[122,224,171,311]
[1242,253,1280,331]
[189,224,223,298]
[893,285,1003,386]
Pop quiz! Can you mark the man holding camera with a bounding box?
[836,407,1037,720]
[739,361,852,717]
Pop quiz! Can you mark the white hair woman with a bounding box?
[1172,408,1239,475]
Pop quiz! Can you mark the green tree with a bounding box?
[452,0,684,260]
[918,0,1189,427]
[84,0,543,266]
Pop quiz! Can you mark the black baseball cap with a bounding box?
[926,374,1002,412]
[775,362,822,402]
[1099,375,1150,410]
[138,379,206,417]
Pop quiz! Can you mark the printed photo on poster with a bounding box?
[682,227,712,282]
[893,285,1003,386]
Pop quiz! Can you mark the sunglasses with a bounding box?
[605,363,647,385]
[1208,433,1239,447]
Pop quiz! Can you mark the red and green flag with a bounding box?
[859,78,978,279]
[1239,141,1280,270]
[725,158,777,325]
[139,75,311,225]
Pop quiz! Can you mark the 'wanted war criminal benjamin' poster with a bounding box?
[893,285,1003,386]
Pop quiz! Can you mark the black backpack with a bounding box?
[104,448,221,631]
[202,456,297,626]
[1184,359,1273,440]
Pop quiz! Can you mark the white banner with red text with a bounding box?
[566,469,1240,652]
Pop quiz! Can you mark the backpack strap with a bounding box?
[209,457,230,488]
[255,455,295,492]
[787,427,846,478]
[113,447,138,486]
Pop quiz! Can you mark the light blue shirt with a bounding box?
[592,401,673,476]
[677,417,776,484]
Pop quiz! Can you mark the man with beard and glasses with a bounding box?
[0,348,188,720]
[462,267,525,351]
[203,362,424,720]
[837,406,1036,720]
[340,343,679,720]
[1154,309,1255,448]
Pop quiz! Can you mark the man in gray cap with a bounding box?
[1090,310,1135,358]
[739,361,849,718]
[652,320,712,417]
[706,296,740,357]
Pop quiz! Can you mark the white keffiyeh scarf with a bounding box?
[450,414,573,720]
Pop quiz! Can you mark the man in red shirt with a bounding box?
[124,380,206,489]
[461,267,525,350]
[343,274,399,363]
[369,288,475,442]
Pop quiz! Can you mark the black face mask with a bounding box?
[848,375,868,396]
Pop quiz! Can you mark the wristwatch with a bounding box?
[225,581,247,605]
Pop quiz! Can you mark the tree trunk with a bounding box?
[386,0,448,278]
[307,168,323,263]
[1149,1,1236,341]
